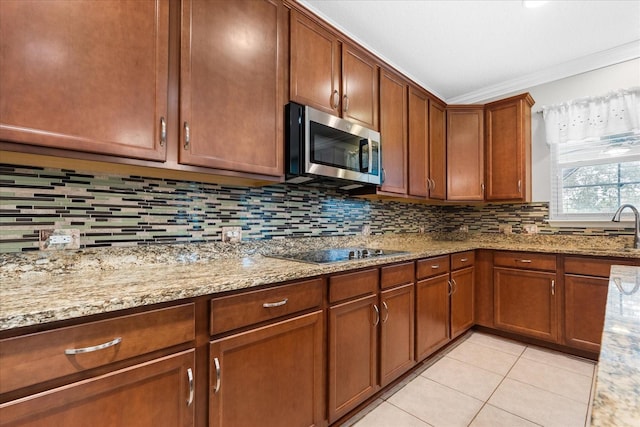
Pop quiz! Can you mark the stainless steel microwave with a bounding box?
[285,102,382,189]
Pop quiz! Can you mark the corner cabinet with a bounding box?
[0,0,169,161]
[446,106,485,201]
[485,93,535,201]
[179,0,284,176]
[290,10,378,130]
[493,251,558,342]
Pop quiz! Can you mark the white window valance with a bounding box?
[542,87,640,146]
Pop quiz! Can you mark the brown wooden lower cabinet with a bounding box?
[494,267,557,342]
[380,283,415,387]
[328,294,378,424]
[564,274,609,353]
[451,266,474,339]
[0,350,195,427]
[415,274,450,361]
[209,310,324,427]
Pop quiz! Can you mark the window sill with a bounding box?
[546,219,635,229]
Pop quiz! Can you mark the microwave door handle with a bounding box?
[359,139,368,173]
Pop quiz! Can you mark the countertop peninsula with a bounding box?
[1,233,638,332]
[590,265,640,427]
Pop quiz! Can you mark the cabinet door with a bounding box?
[0,350,195,427]
[328,294,378,423]
[416,274,450,361]
[564,274,609,353]
[451,267,474,338]
[290,10,340,115]
[380,284,415,387]
[485,94,534,201]
[180,0,284,176]
[209,311,324,427]
[342,44,379,130]
[494,267,557,342]
[0,0,169,161]
[379,68,408,195]
[447,107,484,201]
[408,86,429,198]
[428,100,447,200]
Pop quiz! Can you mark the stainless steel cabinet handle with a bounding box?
[460,258,469,262]
[481,183,485,194]
[213,357,221,394]
[187,367,194,406]
[381,168,386,184]
[262,298,288,308]
[518,180,522,193]
[551,279,555,296]
[332,90,339,109]
[373,304,380,326]
[518,259,532,263]
[431,265,440,269]
[343,94,349,112]
[452,279,458,295]
[183,121,190,149]
[160,117,167,147]
[447,280,453,296]
[65,337,122,355]
[382,301,389,323]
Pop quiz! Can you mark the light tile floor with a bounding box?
[346,331,596,427]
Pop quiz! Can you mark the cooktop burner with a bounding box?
[267,247,409,264]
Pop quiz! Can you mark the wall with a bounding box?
[492,58,640,202]
[1,164,632,253]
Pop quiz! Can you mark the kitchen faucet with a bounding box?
[612,204,640,249]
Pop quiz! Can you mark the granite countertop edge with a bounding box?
[1,233,638,332]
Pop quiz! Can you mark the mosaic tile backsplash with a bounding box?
[0,165,633,253]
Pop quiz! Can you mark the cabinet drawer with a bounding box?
[494,251,556,271]
[451,251,474,270]
[381,262,414,289]
[564,256,637,277]
[416,255,449,279]
[210,279,324,335]
[0,303,195,394]
[329,269,378,303]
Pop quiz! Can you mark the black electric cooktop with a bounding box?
[267,247,409,264]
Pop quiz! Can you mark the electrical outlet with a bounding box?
[523,224,539,234]
[39,229,80,251]
[361,224,371,236]
[498,224,512,234]
[221,226,242,243]
[459,225,469,232]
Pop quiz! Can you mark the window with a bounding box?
[544,88,640,223]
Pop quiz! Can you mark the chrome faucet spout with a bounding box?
[612,204,640,249]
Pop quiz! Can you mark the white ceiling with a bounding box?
[299,0,640,104]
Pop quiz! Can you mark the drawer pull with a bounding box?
[460,258,469,262]
[551,279,555,296]
[64,337,122,355]
[213,357,221,394]
[187,367,194,406]
[262,298,288,308]
[431,265,440,269]
[518,259,532,263]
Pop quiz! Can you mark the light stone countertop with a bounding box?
[590,265,640,427]
[1,233,638,332]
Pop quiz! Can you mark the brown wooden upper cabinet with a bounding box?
[179,0,284,176]
[428,99,447,200]
[0,0,170,161]
[290,10,379,130]
[485,93,535,201]
[379,67,409,195]
[408,86,430,198]
[447,106,485,201]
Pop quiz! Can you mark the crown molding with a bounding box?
[447,41,640,104]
